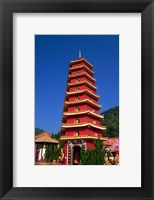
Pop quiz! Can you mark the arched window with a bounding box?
[76,87,80,91]
[94,131,97,136]
[75,107,80,112]
[92,120,96,124]
[74,118,80,124]
[76,79,79,83]
[74,131,79,136]
[75,96,80,101]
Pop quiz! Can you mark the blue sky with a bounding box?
[35,35,119,134]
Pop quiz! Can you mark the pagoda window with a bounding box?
[75,96,80,101]
[74,118,80,124]
[76,87,80,91]
[92,120,96,124]
[76,71,80,75]
[94,131,97,136]
[74,131,79,136]
[76,79,79,83]
[75,107,80,112]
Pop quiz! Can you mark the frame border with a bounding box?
[0,0,154,199]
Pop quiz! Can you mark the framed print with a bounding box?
[14,14,140,188]
[0,0,154,199]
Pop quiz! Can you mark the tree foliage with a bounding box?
[101,106,119,138]
[45,144,61,163]
[51,131,61,140]
[80,138,105,165]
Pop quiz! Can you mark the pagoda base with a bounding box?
[61,137,107,165]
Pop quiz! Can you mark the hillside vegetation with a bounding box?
[35,128,45,136]
[101,106,119,138]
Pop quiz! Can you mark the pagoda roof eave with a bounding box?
[60,135,108,141]
[70,58,93,68]
[63,110,104,119]
[64,99,102,109]
[66,89,100,100]
[67,81,97,91]
[69,65,94,75]
[62,122,106,131]
[69,72,96,83]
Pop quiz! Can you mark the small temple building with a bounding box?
[60,53,107,165]
[35,132,58,163]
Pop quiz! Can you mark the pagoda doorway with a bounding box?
[73,145,80,165]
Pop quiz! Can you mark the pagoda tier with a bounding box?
[69,65,94,75]
[64,99,102,110]
[62,122,106,131]
[69,72,96,83]
[63,110,104,119]
[66,89,100,100]
[60,56,106,165]
[70,57,93,69]
[61,126,104,138]
[67,80,97,90]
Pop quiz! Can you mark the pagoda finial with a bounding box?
[79,51,82,58]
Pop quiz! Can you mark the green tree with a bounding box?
[80,147,86,165]
[80,138,105,165]
[94,139,105,164]
[51,131,62,140]
[45,144,62,162]
[45,145,53,162]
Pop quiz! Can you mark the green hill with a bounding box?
[100,106,119,138]
[35,128,45,136]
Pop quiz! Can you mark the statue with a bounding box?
[52,160,57,165]
[114,154,119,165]
[60,148,64,161]
[109,154,115,165]
[57,148,64,164]
[104,153,110,165]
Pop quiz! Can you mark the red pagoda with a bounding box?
[60,53,107,165]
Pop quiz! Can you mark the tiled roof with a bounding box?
[62,122,106,130]
[35,132,50,139]
[35,136,58,144]
[64,99,102,109]
[69,72,96,82]
[69,65,94,75]
[63,110,104,119]
[66,89,100,100]
[67,80,97,90]
[70,58,93,68]
[104,138,119,146]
